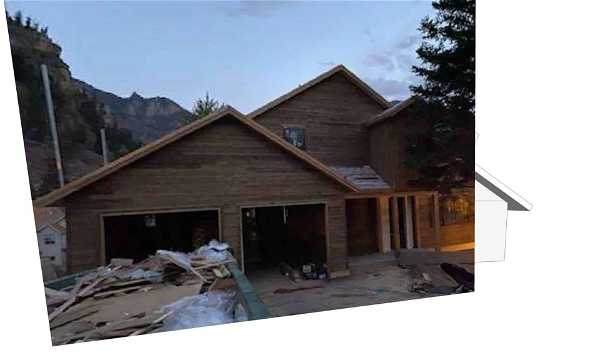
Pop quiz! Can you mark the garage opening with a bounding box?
[346,198,378,256]
[103,209,220,264]
[241,204,326,273]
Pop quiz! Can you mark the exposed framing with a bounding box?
[238,199,329,274]
[98,206,222,266]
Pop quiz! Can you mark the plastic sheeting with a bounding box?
[193,240,232,262]
[159,290,239,331]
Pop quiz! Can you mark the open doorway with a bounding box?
[346,198,379,256]
[102,209,220,263]
[396,196,417,249]
[241,203,327,273]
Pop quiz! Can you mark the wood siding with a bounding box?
[415,194,437,249]
[64,116,349,274]
[439,187,475,246]
[368,111,415,190]
[253,72,385,166]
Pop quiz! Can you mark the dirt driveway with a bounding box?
[247,256,472,317]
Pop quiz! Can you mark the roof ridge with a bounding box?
[247,64,390,119]
[364,96,416,127]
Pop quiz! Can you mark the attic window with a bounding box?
[283,127,306,150]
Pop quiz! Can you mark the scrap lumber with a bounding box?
[110,258,134,267]
[48,277,86,322]
[50,304,101,329]
[45,287,70,300]
[48,244,240,344]
[78,276,107,298]
[129,311,173,336]
[93,285,145,299]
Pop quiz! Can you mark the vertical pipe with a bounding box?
[40,64,65,187]
[100,128,109,165]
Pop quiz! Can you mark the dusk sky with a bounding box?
[5,1,434,112]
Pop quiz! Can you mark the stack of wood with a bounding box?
[46,251,236,345]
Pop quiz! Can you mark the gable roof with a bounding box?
[33,106,359,207]
[247,64,391,119]
[475,164,532,211]
[364,97,416,128]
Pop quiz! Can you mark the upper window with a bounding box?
[283,127,306,150]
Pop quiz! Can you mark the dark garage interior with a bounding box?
[103,209,219,263]
[242,204,327,272]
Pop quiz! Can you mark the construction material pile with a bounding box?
[46,241,245,345]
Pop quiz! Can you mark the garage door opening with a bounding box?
[241,204,326,273]
[103,209,220,264]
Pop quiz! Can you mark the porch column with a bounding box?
[376,196,392,253]
[390,197,401,251]
[433,192,441,250]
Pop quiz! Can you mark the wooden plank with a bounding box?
[93,285,145,299]
[413,196,421,248]
[47,278,86,322]
[433,192,441,249]
[50,304,100,329]
[390,196,401,251]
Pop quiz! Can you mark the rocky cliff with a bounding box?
[73,80,192,144]
[7,14,139,198]
[8,12,194,198]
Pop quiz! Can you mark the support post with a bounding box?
[405,196,415,249]
[433,192,441,250]
[376,197,392,253]
[390,196,401,251]
[413,195,421,248]
[41,64,64,187]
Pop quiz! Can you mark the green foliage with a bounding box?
[14,11,22,26]
[104,124,142,159]
[407,0,475,192]
[182,92,223,125]
[6,10,49,38]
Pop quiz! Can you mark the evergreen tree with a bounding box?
[182,92,223,125]
[407,0,475,192]
[14,11,22,26]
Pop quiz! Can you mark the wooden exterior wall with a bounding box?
[415,194,438,249]
[368,112,416,190]
[439,187,475,247]
[64,116,349,274]
[253,72,385,166]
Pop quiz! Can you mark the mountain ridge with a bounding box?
[72,79,193,144]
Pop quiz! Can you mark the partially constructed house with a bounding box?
[34,65,474,278]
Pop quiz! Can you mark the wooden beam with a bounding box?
[390,197,401,251]
[433,192,441,250]
[413,195,421,248]
[375,197,391,253]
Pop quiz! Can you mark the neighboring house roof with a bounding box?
[475,164,532,211]
[247,64,391,119]
[49,222,66,235]
[364,97,416,128]
[330,166,391,191]
[33,106,360,207]
[33,207,65,232]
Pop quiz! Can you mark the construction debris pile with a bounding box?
[46,241,246,345]
[279,262,328,282]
